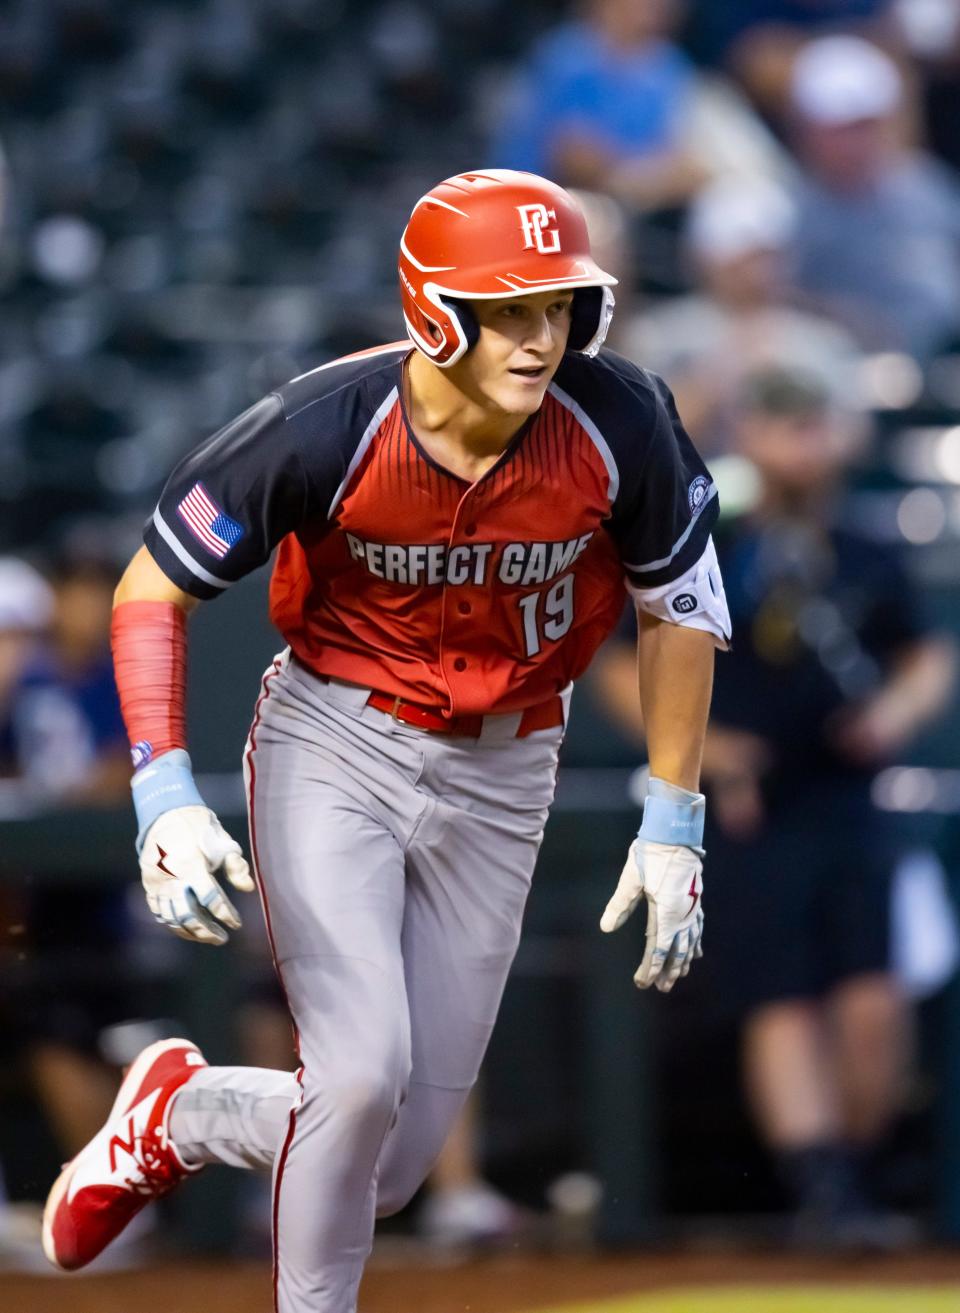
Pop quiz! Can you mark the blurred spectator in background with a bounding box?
[593,366,955,1246]
[694,0,897,118]
[618,173,862,453]
[787,34,960,362]
[11,555,129,802]
[0,554,143,1254]
[0,559,53,780]
[908,0,960,174]
[492,0,707,212]
[491,0,785,221]
[0,560,54,1249]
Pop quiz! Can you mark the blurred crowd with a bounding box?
[3,0,960,1270]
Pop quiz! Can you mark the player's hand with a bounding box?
[600,839,703,992]
[139,805,254,946]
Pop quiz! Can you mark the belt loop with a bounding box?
[479,711,523,743]
[390,696,402,723]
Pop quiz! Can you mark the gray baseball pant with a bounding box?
[168,652,563,1313]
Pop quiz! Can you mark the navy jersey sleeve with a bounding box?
[144,349,405,599]
[144,395,313,600]
[601,359,718,589]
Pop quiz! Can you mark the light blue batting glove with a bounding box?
[132,750,253,946]
[600,777,705,993]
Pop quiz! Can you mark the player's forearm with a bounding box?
[636,612,715,793]
[112,548,199,758]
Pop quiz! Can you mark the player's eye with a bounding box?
[549,299,573,316]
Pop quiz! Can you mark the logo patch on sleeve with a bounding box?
[687,475,710,513]
[670,592,699,615]
[177,482,245,559]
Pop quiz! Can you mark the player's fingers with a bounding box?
[634,946,668,989]
[223,850,254,893]
[201,820,254,891]
[633,904,665,989]
[600,855,643,933]
[680,942,697,976]
[160,883,224,944]
[152,895,191,940]
[600,892,637,934]
[184,889,230,944]
[656,929,691,992]
[679,916,702,976]
[171,886,229,945]
[191,871,242,931]
[158,893,177,927]
[148,885,197,940]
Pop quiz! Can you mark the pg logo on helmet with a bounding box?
[398,169,617,368]
[517,203,561,254]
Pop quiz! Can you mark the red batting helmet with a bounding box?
[398,169,618,368]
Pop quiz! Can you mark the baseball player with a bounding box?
[42,170,729,1310]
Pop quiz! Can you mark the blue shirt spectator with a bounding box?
[493,20,696,177]
[2,558,129,802]
[490,1,710,215]
[12,649,126,795]
[0,557,54,779]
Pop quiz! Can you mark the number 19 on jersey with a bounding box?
[517,574,575,658]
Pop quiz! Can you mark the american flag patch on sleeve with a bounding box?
[176,482,245,559]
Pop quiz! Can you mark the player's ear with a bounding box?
[440,298,479,353]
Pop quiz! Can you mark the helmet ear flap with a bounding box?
[440,298,479,355]
[567,286,615,354]
[567,287,600,351]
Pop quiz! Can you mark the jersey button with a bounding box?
[457,601,472,616]
[453,657,467,672]
[464,523,477,536]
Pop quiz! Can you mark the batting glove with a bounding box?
[600,777,705,993]
[132,750,253,946]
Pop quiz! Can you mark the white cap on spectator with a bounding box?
[686,175,796,264]
[0,558,54,632]
[790,35,902,125]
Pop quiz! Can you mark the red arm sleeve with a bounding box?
[110,600,189,770]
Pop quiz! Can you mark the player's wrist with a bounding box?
[637,775,705,848]
[131,749,206,853]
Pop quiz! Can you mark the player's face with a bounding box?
[455,291,574,416]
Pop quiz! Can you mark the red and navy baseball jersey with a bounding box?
[145,343,718,715]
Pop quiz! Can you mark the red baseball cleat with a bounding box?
[42,1037,206,1270]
